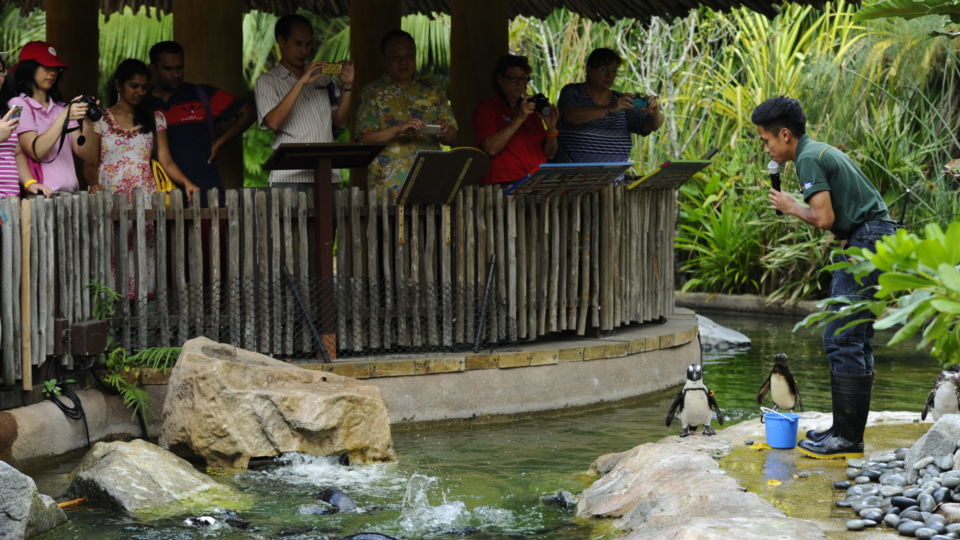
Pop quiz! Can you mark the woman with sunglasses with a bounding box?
[556,48,663,164]
[473,54,559,185]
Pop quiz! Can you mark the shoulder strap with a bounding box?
[194,84,217,143]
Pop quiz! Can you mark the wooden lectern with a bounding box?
[263,142,385,361]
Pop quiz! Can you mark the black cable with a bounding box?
[45,379,91,449]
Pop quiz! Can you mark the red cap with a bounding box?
[19,41,68,69]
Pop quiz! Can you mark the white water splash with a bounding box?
[394,474,523,537]
[240,452,403,496]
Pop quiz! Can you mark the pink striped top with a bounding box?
[0,130,19,198]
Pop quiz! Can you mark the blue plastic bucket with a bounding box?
[763,411,800,449]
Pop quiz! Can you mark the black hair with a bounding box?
[0,55,8,115]
[586,48,621,70]
[491,54,532,99]
[379,29,414,54]
[148,41,184,65]
[751,96,806,137]
[275,14,312,40]
[109,59,155,134]
[11,59,64,104]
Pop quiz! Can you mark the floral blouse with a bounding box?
[93,110,167,195]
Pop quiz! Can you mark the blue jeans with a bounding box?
[823,221,898,375]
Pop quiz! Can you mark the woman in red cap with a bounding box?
[6,41,97,193]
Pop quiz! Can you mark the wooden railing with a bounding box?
[0,182,677,387]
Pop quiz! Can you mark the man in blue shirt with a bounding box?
[145,41,255,206]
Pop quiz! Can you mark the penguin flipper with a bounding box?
[922,375,941,421]
[756,377,770,405]
[707,389,724,426]
[666,391,684,427]
[782,369,803,412]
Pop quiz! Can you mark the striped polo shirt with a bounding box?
[0,130,19,197]
[255,64,336,184]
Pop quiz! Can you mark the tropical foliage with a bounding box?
[798,222,960,367]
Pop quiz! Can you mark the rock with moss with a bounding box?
[0,460,68,538]
[159,337,396,470]
[66,439,248,520]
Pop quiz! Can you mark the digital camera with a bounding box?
[632,95,649,108]
[71,96,103,122]
[526,93,552,116]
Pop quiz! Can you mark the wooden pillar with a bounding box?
[173,0,245,190]
[348,0,401,189]
[450,0,509,148]
[45,0,99,107]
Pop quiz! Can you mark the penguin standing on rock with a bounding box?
[921,366,960,421]
[757,353,803,412]
[666,363,724,437]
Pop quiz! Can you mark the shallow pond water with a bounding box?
[33,309,941,539]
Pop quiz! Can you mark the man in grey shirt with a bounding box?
[255,13,355,187]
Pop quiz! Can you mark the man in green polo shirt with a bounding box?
[751,97,897,459]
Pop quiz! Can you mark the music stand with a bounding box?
[263,142,385,362]
[627,159,711,191]
[396,147,490,206]
[504,162,632,197]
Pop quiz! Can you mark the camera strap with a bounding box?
[31,102,81,164]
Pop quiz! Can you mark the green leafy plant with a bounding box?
[102,346,181,423]
[41,378,76,398]
[797,221,960,367]
[87,281,123,321]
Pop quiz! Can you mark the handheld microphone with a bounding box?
[767,159,782,215]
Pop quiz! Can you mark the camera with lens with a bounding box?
[526,93,552,116]
[71,96,103,122]
[631,95,649,109]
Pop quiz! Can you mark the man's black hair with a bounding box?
[275,14,312,40]
[379,29,414,54]
[491,54,532,99]
[149,41,184,65]
[751,96,806,137]
[586,48,621,70]
[12,59,64,104]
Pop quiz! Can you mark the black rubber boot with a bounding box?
[805,371,837,442]
[797,372,872,460]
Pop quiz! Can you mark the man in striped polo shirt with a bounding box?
[255,14,355,189]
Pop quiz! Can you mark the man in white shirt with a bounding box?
[255,14,354,187]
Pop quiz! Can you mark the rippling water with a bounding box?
[33,310,941,539]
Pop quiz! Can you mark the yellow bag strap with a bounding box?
[152,159,174,192]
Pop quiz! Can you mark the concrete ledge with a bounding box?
[676,291,818,316]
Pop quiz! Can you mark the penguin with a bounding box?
[666,363,724,437]
[756,353,803,412]
[922,366,960,421]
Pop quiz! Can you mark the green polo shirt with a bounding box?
[794,134,892,239]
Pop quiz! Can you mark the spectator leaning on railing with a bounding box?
[0,51,51,198]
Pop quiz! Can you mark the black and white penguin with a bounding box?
[922,366,960,421]
[756,353,803,412]
[666,363,724,437]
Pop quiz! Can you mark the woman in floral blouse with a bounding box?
[85,59,198,201]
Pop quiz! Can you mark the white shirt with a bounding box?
[255,64,337,184]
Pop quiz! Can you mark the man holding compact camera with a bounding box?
[556,48,663,164]
[256,14,354,188]
[355,29,458,194]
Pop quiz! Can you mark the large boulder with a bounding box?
[904,414,960,483]
[0,460,67,538]
[578,440,824,539]
[697,315,751,352]
[160,338,396,470]
[66,439,246,520]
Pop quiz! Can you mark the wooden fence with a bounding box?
[0,183,677,387]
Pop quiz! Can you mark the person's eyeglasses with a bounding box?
[502,74,532,83]
[593,66,619,76]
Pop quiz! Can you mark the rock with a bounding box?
[540,490,577,512]
[854,475,871,484]
[862,468,882,481]
[935,487,952,504]
[846,519,866,531]
[917,527,940,539]
[918,457,939,470]
[939,503,960,523]
[159,338,397,470]
[696,315,751,352]
[900,520,925,536]
[929,464,944,477]
[846,467,860,480]
[907,488,925,498]
[922,494,939,513]
[66,439,245,519]
[836,499,853,507]
[848,458,868,468]
[577,439,825,538]
[884,513,902,527]
[943,472,960,488]
[834,481,852,489]
[882,486,905,497]
[872,453,897,463]
[907,417,960,483]
[0,460,67,538]
[938,456,955,471]
[862,509,883,522]
[881,472,907,487]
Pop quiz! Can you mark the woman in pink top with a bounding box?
[7,41,97,194]
[0,52,51,198]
